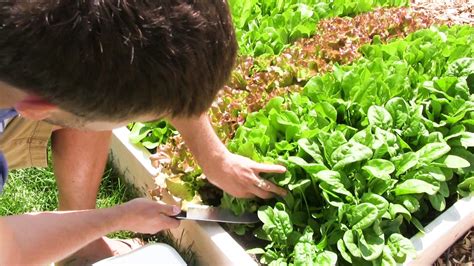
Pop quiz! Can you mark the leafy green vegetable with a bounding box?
[346,203,378,230]
[362,159,395,179]
[387,233,416,263]
[129,121,176,150]
[229,0,409,56]
[165,177,195,201]
[223,25,473,265]
[394,179,439,196]
[368,106,393,130]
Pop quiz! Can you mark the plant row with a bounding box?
[229,0,409,56]
[129,6,431,153]
[128,6,442,203]
[220,25,473,265]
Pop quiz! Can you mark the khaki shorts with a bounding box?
[0,116,53,170]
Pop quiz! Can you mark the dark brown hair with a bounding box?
[0,0,237,120]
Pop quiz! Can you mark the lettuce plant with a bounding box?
[223,26,473,265]
[230,0,410,56]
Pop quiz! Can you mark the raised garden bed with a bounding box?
[111,1,473,265]
[110,127,257,266]
[110,126,474,265]
[409,196,473,265]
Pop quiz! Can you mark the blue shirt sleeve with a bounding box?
[0,108,18,193]
[0,153,7,193]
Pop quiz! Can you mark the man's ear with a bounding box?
[14,95,58,121]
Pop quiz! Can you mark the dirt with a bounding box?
[411,0,474,26]
[435,229,474,266]
[197,181,222,206]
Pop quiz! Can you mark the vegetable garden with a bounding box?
[124,1,473,265]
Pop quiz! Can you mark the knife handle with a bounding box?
[174,210,187,219]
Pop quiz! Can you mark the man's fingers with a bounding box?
[248,164,288,197]
[157,204,181,230]
[157,203,181,216]
[226,184,258,199]
[261,180,287,197]
[248,174,287,198]
[158,214,181,229]
[252,162,287,173]
[249,185,274,199]
[235,191,256,199]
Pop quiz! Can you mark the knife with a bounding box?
[174,205,260,224]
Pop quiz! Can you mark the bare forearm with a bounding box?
[170,113,228,165]
[0,207,123,265]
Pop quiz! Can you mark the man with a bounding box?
[0,0,286,264]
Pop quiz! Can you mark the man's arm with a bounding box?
[168,113,287,199]
[0,198,180,265]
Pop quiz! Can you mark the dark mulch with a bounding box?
[434,228,473,266]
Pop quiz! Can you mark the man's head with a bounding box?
[0,0,237,129]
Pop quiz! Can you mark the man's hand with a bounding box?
[0,198,181,265]
[203,152,287,198]
[169,114,288,199]
[118,198,181,234]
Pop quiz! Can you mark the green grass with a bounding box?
[0,150,197,263]
[0,150,137,239]
[0,163,137,214]
[0,166,59,215]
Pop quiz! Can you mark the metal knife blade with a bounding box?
[174,205,259,224]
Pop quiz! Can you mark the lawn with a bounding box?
[0,147,196,263]
[0,147,136,239]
